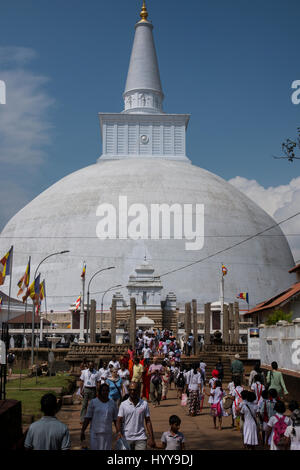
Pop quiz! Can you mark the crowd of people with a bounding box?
[22,328,300,451]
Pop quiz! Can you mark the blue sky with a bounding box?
[0,0,300,257]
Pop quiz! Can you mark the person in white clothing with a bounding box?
[81,383,118,450]
[185,364,203,416]
[250,374,265,404]
[284,408,300,450]
[118,363,130,397]
[116,382,156,450]
[142,345,152,365]
[79,361,99,423]
[238,391,258,449]
[230,377,244,429]
[199,362,207,383]
[109,355,120,370]
[98,360,109,385]
[266,401,292,450]
[207,381,226,430]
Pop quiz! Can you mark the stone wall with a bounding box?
[260,318,300,373]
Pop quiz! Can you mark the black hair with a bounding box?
[254,362,261,373]
[241,390,248,400]
[268,388,278,399]
[247,391,256,403]
[193,363,198,374]
[41,393,58,415]
[254,374,263,383]
[271,361,278,370]
[169,415,181,426]
[274,401,286,414]
[288,400,299,412]
[215,380,223,390]
[261,390,269,399]
[98,383,109,394]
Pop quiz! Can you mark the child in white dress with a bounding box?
[250,374,265,404]
[239,391,259,449]
[208,380,226,430]
[230,377,243,429]
[266,401,292,450]
[208,370,219,405]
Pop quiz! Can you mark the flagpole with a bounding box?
[19,298,27,391]
[44,286,48,337]
[6,246,13,336]
[221,265,224,331]
[79,263,85,344]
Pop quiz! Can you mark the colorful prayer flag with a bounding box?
[17,258,31,296]
[81,264,86,279]
[39,279,46,301]
[0,246,13,285]
[237,292,249,303]
[23,273,41,304]
[75,295,81,311]
[222,264,228,276]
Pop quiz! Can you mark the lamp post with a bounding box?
[100,284,122,336]
[31,250,69,365]
[85,266,115,342]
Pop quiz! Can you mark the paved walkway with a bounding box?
[57,387,245,451]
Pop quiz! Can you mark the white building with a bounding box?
[0,2,296,317]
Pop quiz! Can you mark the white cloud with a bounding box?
[229,176,300,263]
[0,46,54,166]
[0,47,54,231]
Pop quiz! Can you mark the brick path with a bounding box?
[57,386,245,451]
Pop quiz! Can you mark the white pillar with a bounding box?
[39,316,43,342]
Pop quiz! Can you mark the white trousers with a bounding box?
[90,432,112,450]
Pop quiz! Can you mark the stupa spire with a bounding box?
[123,1,164,114]
[139,1,149,23]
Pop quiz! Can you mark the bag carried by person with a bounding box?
[115,437,130,451]
[273,415,288,448]
[152,373,162,388]
[181,393,188,406]
[176,372,185,389]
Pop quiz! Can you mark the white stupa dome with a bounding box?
[0,4,295,313]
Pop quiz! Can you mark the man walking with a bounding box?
[116,382,156,450]
[24,393,71,450]
[231,354,244,385]
[148,356,164,407]
[79,360,99,423]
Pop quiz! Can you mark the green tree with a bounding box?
[265,309,292,326]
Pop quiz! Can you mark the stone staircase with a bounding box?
[180,353,240,383]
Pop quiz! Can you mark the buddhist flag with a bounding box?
[17,258,31,296]
[222,264,228,276]
[23,273,41,304]
[39,279,46,301]
[66,323,71,329]
[75,295,81,312]
[0,246,13,285]
[237,292,249,303]
[81,264,86,279]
